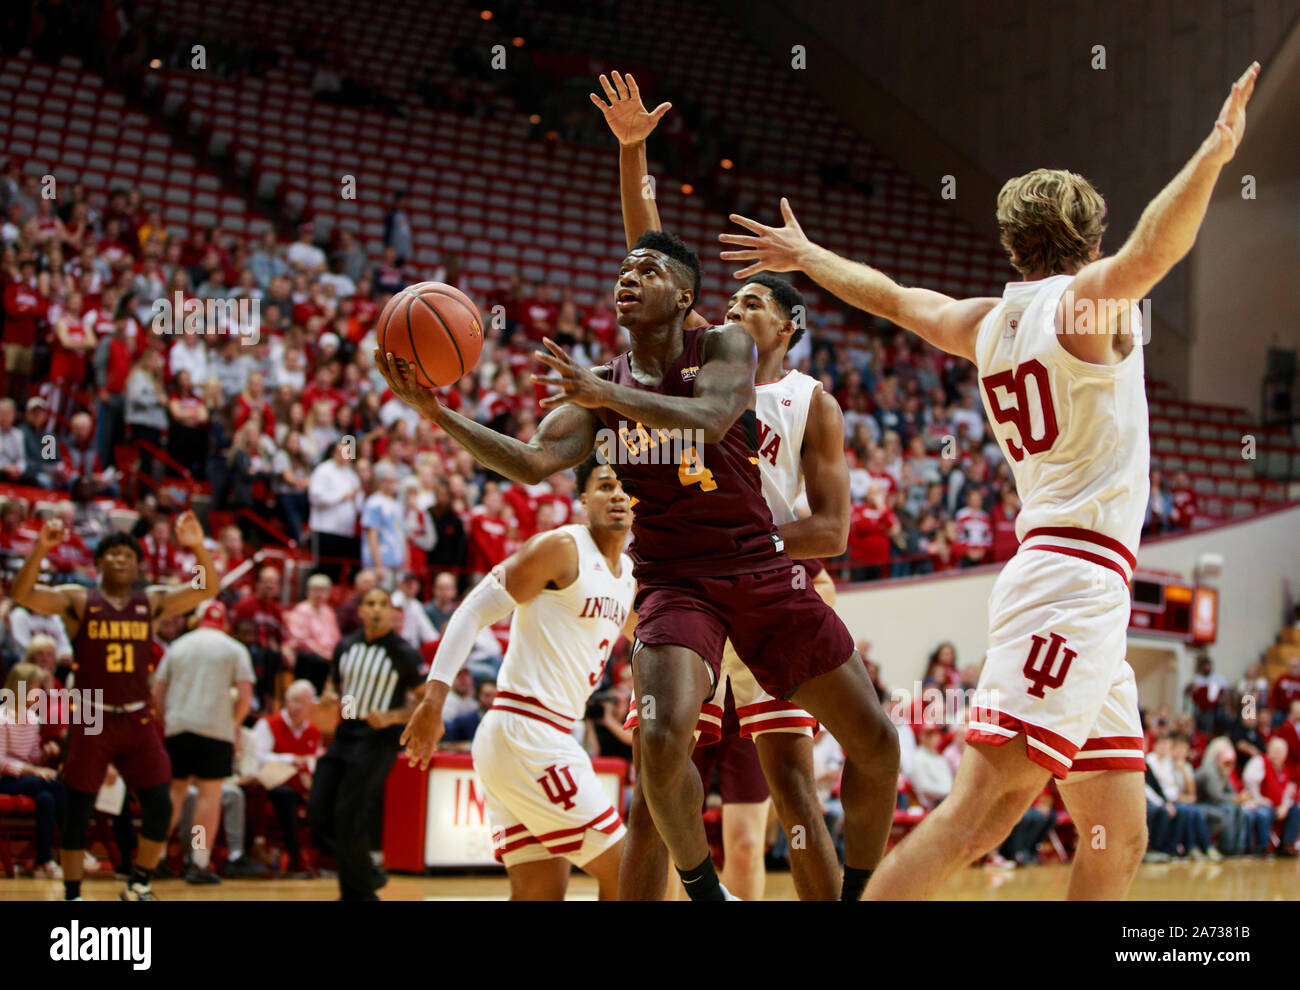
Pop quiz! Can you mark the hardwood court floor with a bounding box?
[3,858,1297,900]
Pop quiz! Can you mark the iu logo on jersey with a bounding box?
[781,397,791,406]
[538,765,579,810]
[1022,632,1076,698]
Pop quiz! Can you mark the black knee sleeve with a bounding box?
[137,783,173,843]
[62,788,97,850]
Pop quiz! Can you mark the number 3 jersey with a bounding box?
[975,274,1150,581]
[495,524,635,726]
[599,325,790,583]
[70,588,156,706]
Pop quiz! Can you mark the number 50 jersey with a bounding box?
[975,275,1150,581]
[598,325,790,583]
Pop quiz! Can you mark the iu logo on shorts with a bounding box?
[1022,632,1076,698]
[538,765,579,810]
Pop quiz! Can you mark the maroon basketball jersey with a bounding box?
[70,588,156,705]
[599,325,790,581]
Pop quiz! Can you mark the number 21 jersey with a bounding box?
[975,275,1149,575]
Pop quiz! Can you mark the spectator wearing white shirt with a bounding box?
[5,603,74,671]
[169,326,209,385]
[393,571,438,653]
[286,223,326,274]
[909,725,954,810]
[0,399,26,483]
[308,440,362,581]
[441,667,479,723]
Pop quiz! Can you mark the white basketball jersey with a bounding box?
[497,524,635,721]
[754,370,821,526]
[975,275,1150,577]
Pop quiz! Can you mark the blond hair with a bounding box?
[996,169,1107,278]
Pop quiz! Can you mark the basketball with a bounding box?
[378,281,484,388]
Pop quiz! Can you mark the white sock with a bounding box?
[192,848,211,870]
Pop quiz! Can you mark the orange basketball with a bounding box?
[378,281,484,388]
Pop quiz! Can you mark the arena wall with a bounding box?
[836,504,1300,695]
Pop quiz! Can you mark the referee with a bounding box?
[309,586,424,901]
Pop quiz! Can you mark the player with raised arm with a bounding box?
[402,453,635,900]
[721,63,1260,899]
[591,70,850,900]
[11,511,220,901]
[377,229,898,905]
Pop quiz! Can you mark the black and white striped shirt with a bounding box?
[330,630,422,724]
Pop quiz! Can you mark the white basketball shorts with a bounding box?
[471,708,625,868]
[965,548,1145,778]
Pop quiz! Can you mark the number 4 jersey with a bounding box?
[975,274,1150,582]
[599,325,790,583]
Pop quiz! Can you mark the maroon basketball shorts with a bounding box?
[62,711,173,794]
[632,564,855,700]
[692,696,769,805]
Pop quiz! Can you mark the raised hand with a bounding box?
[589,71,672,147]
[719,197,816,279]
[35,518,66,552]
[531,338,612,410]
[174,510,205,550]
[374,349,443,420]
[1202,62,1260,165]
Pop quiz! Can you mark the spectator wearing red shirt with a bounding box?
[46,504,92,581]
[235,370,276,437]
[46,290,94,419]
[92,305,133,469]
[1242,737,1300,855]
[466,484,512,579]
[2,256,43,401]
[300,362,347,421]
[1169,471,1197,530]
[231,565,289,665]
[1270,658,1300,723]
[926,519,961,574]
[247,679,323,876]
[989,483,1020,563]
[520,283,558,340]
[848,489,898,582]
[536,471,576,527]
[1275,700,1300,779]
[142,516,182,583]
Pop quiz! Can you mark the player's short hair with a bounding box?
[996,169,1107,278]
[93,531,143,564]
[632,230,701,314]
[741,273,807,350]
[576,451,616,494]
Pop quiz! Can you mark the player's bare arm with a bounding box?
[720,198,997,363]
[376,348,598,484]
[9,519,88,627]
[779,387,851,559]
[533,325,755,443]
[1061,62,1260,363]
[592,70,711,333]
[402,530,580,769]
[146,511,220,620]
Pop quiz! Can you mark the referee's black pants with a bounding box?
[308,721,399,900]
